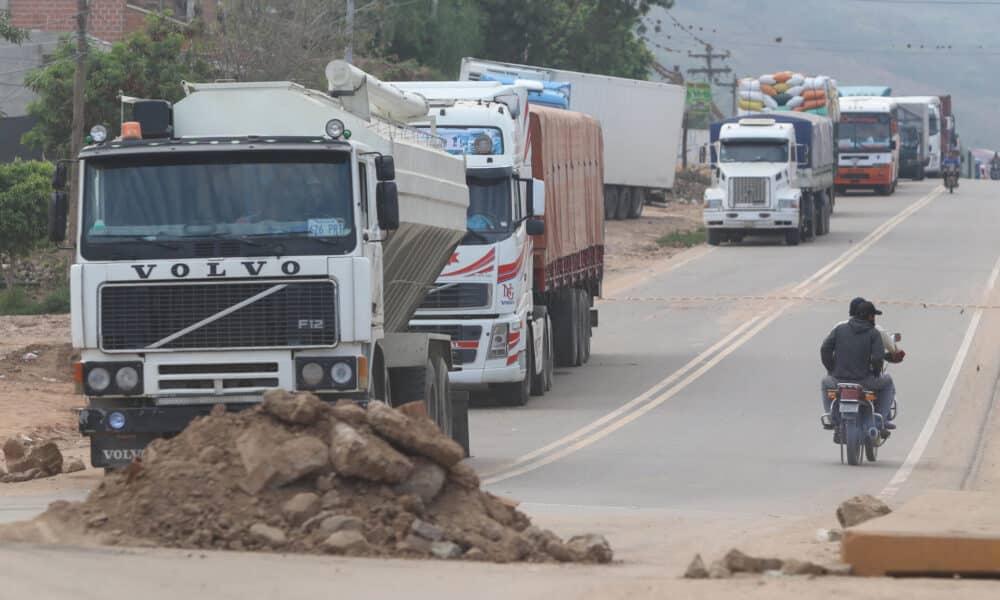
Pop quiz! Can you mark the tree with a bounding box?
[375,0,484,78]
[22,12,214,158]
[0,9,28,44]
[0,161,53,289]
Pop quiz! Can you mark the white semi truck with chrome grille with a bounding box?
[703,113,836,246]
[48,62,472,468]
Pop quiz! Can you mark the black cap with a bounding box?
[849,297,866,316]
[856,300,883,318]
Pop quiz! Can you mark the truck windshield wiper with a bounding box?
[463,230,490,243]
[88,234,180,251]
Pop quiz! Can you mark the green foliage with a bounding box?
[657,227,706,248]
[22,12,215,158]
[0,285,70,316]
[0,10,28,44]
[0,160,53,288]
[376,0,484,78]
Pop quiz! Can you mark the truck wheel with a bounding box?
[530,322,546,396]
[707,229,722,246]
[431,355,453,438]
[544,314,554,391]
[877,184,892,196]
[494,335,531,407]
[785,228,801,246]
[604,188,618,220]
[615,188,631,220]
[553,290,579,367]
[390,357,450,437]
[628,189,645,219]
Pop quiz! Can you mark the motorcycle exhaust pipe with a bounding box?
[868,427,880,441]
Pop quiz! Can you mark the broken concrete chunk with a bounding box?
[723,548,782,573]
[2,437,26,461]
[393,457,446,504]
[366,401,464,467]
[781,559,829,576]
[262,390,325,425]
[329,422,412,483]
[566,534,614,564]
[837,494,892,528]
[684,554,709,579]
[430,541,463,559]
[248,523,287,547]
[282,492,320,526]
[330,399,367,426]
[62,458,86,474]
[410,518,444,542]
[322,530,369,554]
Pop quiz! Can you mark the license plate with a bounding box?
[840,403,859,414]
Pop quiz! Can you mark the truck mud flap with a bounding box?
[450,390,471,458]
[590,307,599,328]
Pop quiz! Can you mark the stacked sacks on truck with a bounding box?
[738,72,839,119]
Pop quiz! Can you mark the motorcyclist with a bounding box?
[943,150,961,187]
[820,300,897,435]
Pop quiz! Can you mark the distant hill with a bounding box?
[648,1,998,150]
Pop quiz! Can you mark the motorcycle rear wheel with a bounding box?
[865,437,878,462]
[845,423,863,466]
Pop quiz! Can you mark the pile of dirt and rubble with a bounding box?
[1,435,85,482]
[24,391,613,563]
[671,167,711,204]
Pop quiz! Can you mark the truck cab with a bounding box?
[704,119,804,245]
[397,83,549,406]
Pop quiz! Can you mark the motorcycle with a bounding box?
[820,333,901,466]
[944,165,959,194]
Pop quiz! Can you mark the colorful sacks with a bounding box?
[736,72,838,118]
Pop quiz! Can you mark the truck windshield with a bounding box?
[839,116,892,151]
[719,141,787,163]
[465,175,514,244]
[81,150,356,260]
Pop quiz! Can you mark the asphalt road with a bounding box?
[3,179,1000,598]
[474,179,1000,517]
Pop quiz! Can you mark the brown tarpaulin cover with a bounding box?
[528,105,604,281]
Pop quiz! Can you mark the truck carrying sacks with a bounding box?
[739,72,839,119]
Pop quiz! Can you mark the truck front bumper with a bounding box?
[450,362,523,387]
[704,209,799,230]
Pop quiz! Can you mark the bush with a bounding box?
[0,285,70,315]
[0,160,53,289]
[657,228,707,248]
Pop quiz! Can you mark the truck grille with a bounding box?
[408,324,483,365]
[729,177,769,207]
[100,280,337,351]
[418,283,490,310]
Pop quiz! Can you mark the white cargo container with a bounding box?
[460,57,684,220]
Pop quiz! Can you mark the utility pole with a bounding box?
[687,43,731,84]
[344,0,355,63]
[715,75,739,117]
[68,0,88,248]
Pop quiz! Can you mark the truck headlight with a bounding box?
[87,367,111,393]
[705,198,723,210]
[115,366,140,392]
[779,198,799,210]
[301,362,324,386]
[489,323,509,359]
[330,361,354,386]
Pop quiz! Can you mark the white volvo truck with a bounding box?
[49,62,472,468]
[390,81,551,406]
[703,113,836,246]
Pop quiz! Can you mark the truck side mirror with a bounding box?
[526,218,545,236]
[375,155,395,181]
[52,163,68,190]
[890,140,897,151]
[699,145,707,164]
[376,181,399,230]
[528,179,545,216]
[48,191,68,242]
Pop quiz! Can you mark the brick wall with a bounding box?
[9,0,218,41]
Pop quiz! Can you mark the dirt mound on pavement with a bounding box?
[13,392,612,563]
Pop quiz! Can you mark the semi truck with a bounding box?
[894,101,929,180]
[836,96,900,195]
[393,80,604,405]
[703,113,835,246]
[49,62,474,468]
[892,96,941,175]
[459,57,684,221]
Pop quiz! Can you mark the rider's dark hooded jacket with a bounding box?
[820,317,885,380]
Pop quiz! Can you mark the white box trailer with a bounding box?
[460,57,685,220]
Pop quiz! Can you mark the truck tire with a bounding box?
[390,357,451,437]
[615,188,631,220]
[450,391,470,458]
[530,322,546,396]
[553,290,579,367]
[604,188,618,220]
[707,229,722,246]
[785,228,801,246]
[579,290,592,364]
[494,333,531,406]
[877,184,892,196]
[627,189,645,219]
[802,196,816,242]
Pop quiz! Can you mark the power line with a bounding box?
[848,0,1000,4]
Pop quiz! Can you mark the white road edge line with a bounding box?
[880,254,1000,500]
[483,187,942,485]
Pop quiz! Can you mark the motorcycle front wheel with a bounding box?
[845,423,864,466]
[865,437,878,462]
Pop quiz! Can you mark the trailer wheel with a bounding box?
[543,314,554,391]
[615,188,632,220]
[707,229,722,246]
[604,188,618,220]
[627,189,645,219]
[553,290,579,367]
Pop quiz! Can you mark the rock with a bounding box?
[781,559,828,576]
[2,437,26,461]
[282,492,320,526]
[239,462,279,496]
[410,518,444,542]
[62,458,86,474]
[815,528,843,542]
[321,530,369,554]
[198,446,224,464]
[1,468,42,483]
[464,547,487,561]
[262,390,324,425]
[86,513,109,528]
[320,490,348,509]
[248,523,287,547]
[329,422,413,483]
[708,560,732,579]
[330,399,367,426]
[398,493,425,515]
[316,515,363,537]
[430,540,462,559]
[7,442,62,476]
[837,494,891,528]
[394,457,446,504]
[366,401,464,467]
[237,430,329,492]
[723,548,782,573]
[544,538,574,562]
[448,461,480,490]
[314,473,336,492]
[397,533,432,553]
[566,534,613,564]
[396,400,428,420]
[684,554,709,579]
